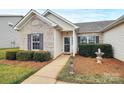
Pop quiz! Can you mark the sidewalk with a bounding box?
[21,55,70,84]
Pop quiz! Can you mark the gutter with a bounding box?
[101,15,124,33]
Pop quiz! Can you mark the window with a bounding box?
[78,36,87,44]
[96,36,99,44]
[32,34,40,50]
[78,35,99,45]
[88,36,96,44]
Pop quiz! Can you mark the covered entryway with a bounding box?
[54,30,77,58]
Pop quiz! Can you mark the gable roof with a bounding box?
[75,20,114,33]
[14,9,57,30]
[42,9,79,29]
[101,15,124,32]
[14,9,121,33]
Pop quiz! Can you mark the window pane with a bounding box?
[33,43,35,49]
[96,36,99,44]
[64,45,70,52]
[33,36,35,41]
[35,43,37,49]
[78,37,80,45]
[32,34,40,49]
[64,37,70,44]
[80,36,87,44]
[37,43,40,49]
[88,36,96,44]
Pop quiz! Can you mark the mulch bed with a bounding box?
[0,60,51,69]
[74,55,124,77]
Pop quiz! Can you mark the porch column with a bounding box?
[73,30,75,56]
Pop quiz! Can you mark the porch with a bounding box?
[53,30,77,58]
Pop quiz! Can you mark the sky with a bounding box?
[0,9,124,23]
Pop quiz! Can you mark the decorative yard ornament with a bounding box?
[69,61,74,75]
[95,48,104,64]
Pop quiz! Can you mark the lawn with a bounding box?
[57,56,124,84]
[0,47,19,60]
[0,60,50,84]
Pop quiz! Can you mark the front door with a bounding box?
[64,37,70,53]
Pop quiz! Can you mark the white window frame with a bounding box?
[78,35,99,44]
[31,33,40,51]
[88,36,97,44]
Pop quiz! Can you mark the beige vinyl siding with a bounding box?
[103,23,124,61]
[45,13,74,31]
[54,30,63,58]
[0,16,22,48]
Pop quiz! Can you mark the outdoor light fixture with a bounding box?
[8,22,14,27]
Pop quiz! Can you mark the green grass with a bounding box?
[57,57,124,84]
[0,48,19,60]
[0,64,37,84]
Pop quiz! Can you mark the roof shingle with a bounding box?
[75,20,114,33]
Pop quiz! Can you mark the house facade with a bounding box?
[14,9,124,61]
[0,15,22,48]
[102,15,124,61]
[14,9,79,58]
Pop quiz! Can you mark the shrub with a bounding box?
[79,44,113,58]
[33,51,50,62]
[16,51,34,61]
[6,51,18,60]
[79,45,91,57]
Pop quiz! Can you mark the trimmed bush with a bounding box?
[79,44,113,58]
[33,51,50,62]
[6,51,18,60]
[16,51,34,61]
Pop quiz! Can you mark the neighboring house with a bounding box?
[0,15,23,48]
[14,9,124,61]
[102,15,124,61]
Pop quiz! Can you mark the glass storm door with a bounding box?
[64,37,70,52]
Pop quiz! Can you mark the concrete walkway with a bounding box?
[21,55,70,84]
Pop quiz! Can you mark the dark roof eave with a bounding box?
[77,31,102,34]
[75,20,115,33]
[102,19,124,33]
